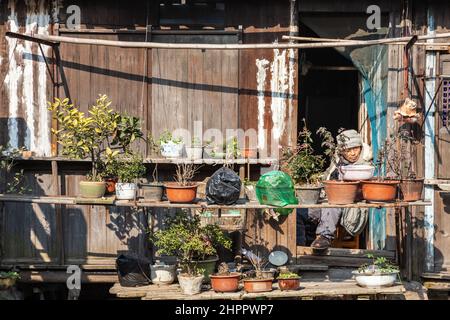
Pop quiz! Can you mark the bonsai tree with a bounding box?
[174,163,201,186]
[281,120,325,186]
[150,212,232,277]
[316,127,350,181]
[48,95,143,182]
[114,153,146,183]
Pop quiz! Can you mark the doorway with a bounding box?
[296,24,362,248]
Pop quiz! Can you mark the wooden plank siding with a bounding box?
[0,0,298,267]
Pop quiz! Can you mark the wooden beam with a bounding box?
[6,31,450,50]
[19,271,118,283]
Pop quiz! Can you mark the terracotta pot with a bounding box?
[104,177,118,194]
[361,180,400,202]
[210,273,241,292]
[243,278,273,293]
[399,179,424,202]
[241,148,258,159]
[278,278,300,291]
[323,180,359,205]
[164,182,198,203]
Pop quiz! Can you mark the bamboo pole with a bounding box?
[6,31,450,50]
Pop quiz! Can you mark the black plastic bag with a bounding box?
[116,254,151,287]
[206,167,241,205]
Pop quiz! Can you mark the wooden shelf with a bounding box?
[0,194,432,209]
[12,156,278,165]
[109,280,406,300]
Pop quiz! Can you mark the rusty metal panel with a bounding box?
[0,0,55,156]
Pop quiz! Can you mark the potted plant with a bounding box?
[0,271,20,289]
[210,262,241,293]
[159,130,184,159]
[140,164,164,202]
[48,95,142,198]
[150,212,232,295]
[243,179,258,202]
[185,137,204,160]
[277,271,301,291]
[391,130,424,202]
[361,137,400,202]
[353,254,400,288]
[281,122,325,204]
[114,153,146,200]
[165,163,200,203]
[242,249,273,293]
[0,145,31,194]
[317,127,360,205]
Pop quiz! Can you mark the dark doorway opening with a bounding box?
[296,22,363,249]
[297,23,360,153]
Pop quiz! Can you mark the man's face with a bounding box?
[342,146,362,163]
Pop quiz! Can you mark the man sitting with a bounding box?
[297,129,372,251]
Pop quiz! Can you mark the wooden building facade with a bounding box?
[0,0,449,285]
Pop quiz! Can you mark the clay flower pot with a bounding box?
[278,278,300,291]
[399,179,424,202]
[164,182,198,203]
[241,148,258,159]
[79,181,106,198]
[210,273,241,292]
[361,180,400,202]
[104,177,118,194]
[243,278,273,293]
[323,180,360,205]
[295,185,323,204]
[140,183,164,202]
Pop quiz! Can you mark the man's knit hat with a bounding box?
[337,129,363,149]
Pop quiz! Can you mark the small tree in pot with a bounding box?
[353,254,400,288]
[361,136,400,202]
[48,95,143,198]
[165,163,201,203]
[150,212,232,295]
[112,153,146,200]
[281,120,325,204]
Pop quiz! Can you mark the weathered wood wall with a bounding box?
[0,0,298,267]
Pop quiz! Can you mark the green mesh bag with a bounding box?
[255,171,298,215]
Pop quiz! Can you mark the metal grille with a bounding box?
[442,79,450,127]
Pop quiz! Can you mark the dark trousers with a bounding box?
[297,208,342,245]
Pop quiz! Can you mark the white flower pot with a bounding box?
[341,165,375,181]
[178,275,204,295]
[115,183,137,200]
[150,264,177,285]
[185,147,203,160]
[353,270,399,288]
[161,142,184,158]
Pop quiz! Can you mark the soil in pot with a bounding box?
[399,179,424,202]
[361,180,400,202]
[323,181,359,205]
[104,177,118,194]
[210,273,241,292]
[150,264,177,285]
[140,183,164,202]
[178,274,204,295]
[295,185,322,205]
[165,182,198,203]
[79,181,106,198]
[278,278,300,291]
[243,278,273,293]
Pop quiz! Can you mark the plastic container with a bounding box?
[340,165,375,181]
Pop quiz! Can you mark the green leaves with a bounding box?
[150,212,232,276]
[48,94,144,181]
